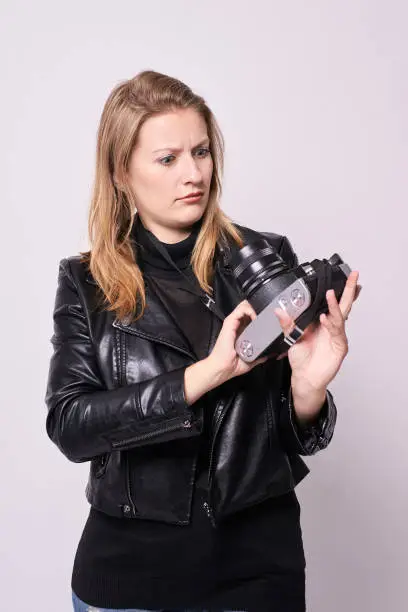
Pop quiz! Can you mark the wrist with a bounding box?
[184,357,228,406]
[204,355,229,389]
[290,377,327,423]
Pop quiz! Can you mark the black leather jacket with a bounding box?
[45,223,337,526]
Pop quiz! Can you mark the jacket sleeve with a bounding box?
[278,373,337,455]
[276,235,338,456]
[44,258,202,463]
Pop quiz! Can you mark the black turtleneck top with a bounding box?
[133,215,216,365]
[71,216,306,611]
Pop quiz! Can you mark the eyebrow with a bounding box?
[153,138,210,154]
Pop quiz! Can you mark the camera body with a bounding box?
[231,239,352,362]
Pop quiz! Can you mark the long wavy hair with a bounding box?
[80,69,244,323]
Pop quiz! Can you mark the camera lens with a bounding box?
[230,238,289,300]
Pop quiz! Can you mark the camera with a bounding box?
[231,238,352,362]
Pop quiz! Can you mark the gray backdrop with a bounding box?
[1,1,407,610]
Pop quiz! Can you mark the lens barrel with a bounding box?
[230,238,290,300]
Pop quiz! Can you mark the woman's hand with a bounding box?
[207,300,269,385]
[274,271,362,393]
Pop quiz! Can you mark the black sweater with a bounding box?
[71,218,306,611]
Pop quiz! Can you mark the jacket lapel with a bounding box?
[113,280,197,359]
[84,240,243,360]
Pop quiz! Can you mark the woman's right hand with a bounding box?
[206,299,270,385]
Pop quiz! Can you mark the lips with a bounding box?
[180,191,204,200]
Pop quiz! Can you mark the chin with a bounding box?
[173,206,204,231]
[180,201,206,216]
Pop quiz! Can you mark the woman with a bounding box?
[45,70,360,612]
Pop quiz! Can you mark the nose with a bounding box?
[182,154,204,184]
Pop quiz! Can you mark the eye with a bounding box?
[195,147,211,158]
[159,155,175,166]
[158,147,211,166]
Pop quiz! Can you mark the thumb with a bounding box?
[274,307,295,337]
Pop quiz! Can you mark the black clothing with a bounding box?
[45,215,336,526]
[72,494,305,610]
[71,216,307,610]
[45,213,337,609]
[132,218,218,491]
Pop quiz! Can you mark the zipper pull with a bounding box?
[203,501,216,527]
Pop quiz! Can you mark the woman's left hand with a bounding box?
[274,271,362,392]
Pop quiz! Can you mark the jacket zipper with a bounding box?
[205,392,237,527]
[120,420,193,519]
[125,452,137,516]
[95,452,109,478]
[208,399,226,481]
[112,418,193,448]
[115,327,138,516]
[202,501,216,526]
[205,401,226,528]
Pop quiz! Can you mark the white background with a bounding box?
[1,1,407,610]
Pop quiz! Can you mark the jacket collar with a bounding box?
[111,262,243,360]
[84,219,243,360]
[84,215,234,284]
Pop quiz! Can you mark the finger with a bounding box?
[301,320,319,339]
[230,301,255,320]
[338,271,359,318]
[230,303,258,335]
[231,312,253,335]
[255,355,270,366]
[274,307,295,337]
[321,305,344,337]
[354,284,363,302]
[274,308,317,345]
[320,313,338,338]
[236,300,257,319]
[326,289,346,328]
[320,312,349,351]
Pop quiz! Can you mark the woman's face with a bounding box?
[127,108,214,243]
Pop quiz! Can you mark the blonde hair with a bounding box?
[80,69,244,322]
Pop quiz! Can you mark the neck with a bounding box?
[137,215,197,244]
[131,213,202,273]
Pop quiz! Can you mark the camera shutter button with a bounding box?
[240,340,253,358]
[291,288,305,308]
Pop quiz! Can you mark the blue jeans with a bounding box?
[72,590,245,611]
